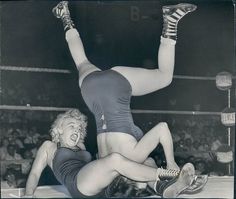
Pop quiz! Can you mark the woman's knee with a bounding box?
[76,59,91,69]
[154,122,169,132]
[144,157,157,167]
[165,74,173,86]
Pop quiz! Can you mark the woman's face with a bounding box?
[6,173,16,184]
[59,118,81,148]
[3,139,9,147]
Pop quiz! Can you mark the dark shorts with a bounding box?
[81,69,144,141]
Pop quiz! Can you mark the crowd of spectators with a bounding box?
[0,123,52,189]
[135,113,234,176]
[0,109,234,190]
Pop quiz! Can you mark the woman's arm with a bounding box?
[24,141,52,197]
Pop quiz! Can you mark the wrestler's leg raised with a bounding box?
[52,1,101,87]
[111,3,197,96]
[98,122,179,170]
[98,3,197,168]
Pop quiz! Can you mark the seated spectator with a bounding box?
[183,128,193,141]
[172,132,180,143]
[0,138,9,160]
[175,140,188,152]
[23,149,33,159]
[23,126,40,145]
[192,140,200,151]
[179,131,186,140]
[211,136,223,151]
[21,150,34,175]
[1,169,25,189]
[194,159,208,175]
[31,138,44,158]
[8,129,24,152]
[4,144,23,161]
[185,138,193,151]
[198,138,210,152]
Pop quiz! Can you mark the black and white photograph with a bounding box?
[0,0,235,198]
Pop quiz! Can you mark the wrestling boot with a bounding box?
[157,166,208,195]
[181,175,208,194]
[52,1,74,31]
[162,3,197,40]
[154,163,195,198]
[158,168,180,181]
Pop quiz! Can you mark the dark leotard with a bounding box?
[52,147,104,198]
[81,70,143,141]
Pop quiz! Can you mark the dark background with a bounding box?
[0,0,235,152]
[1,0,235,111]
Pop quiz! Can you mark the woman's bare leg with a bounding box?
[133,157,157,190]
[52,1,101,87]
[76,153,193,198]
[112,4,197,96]
[111,37,176,96]
[65,29,101,86]
[136,122,179,170]
[76,153,158,196]
[115,122,179,170]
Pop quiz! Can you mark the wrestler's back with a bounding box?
[97,132,139,161]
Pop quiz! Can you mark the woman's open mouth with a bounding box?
[70,134,78,142]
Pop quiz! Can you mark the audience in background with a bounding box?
[0,138,10,160]
[184,138,193,151]
[211,136,224,151]
[194,159,209,175]
[4,144,22,161]
[198,138,210,152]
[1,169,26,189]
[175,140,188,152]
[23,127,40,145]
[21,150,33,175]
[31,138,44,158]
[8,129,24,152]
[192,140,201,151]
[0,110,234,192]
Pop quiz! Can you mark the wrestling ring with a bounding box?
[1,176,234,198]
[0,65,235,198]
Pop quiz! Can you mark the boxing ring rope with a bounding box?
[0,104,222,115]
[0,65,71,74]
[1,65,235,80]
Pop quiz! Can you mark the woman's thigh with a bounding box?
[76,157,118,196]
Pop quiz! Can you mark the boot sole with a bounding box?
[163,3,197,13]
[163,163,195,198]
[181,175,208,194]
[52,1,69,18]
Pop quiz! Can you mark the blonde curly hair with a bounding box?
[50,109,87,144]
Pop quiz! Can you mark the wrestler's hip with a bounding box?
[97,132,139,158]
